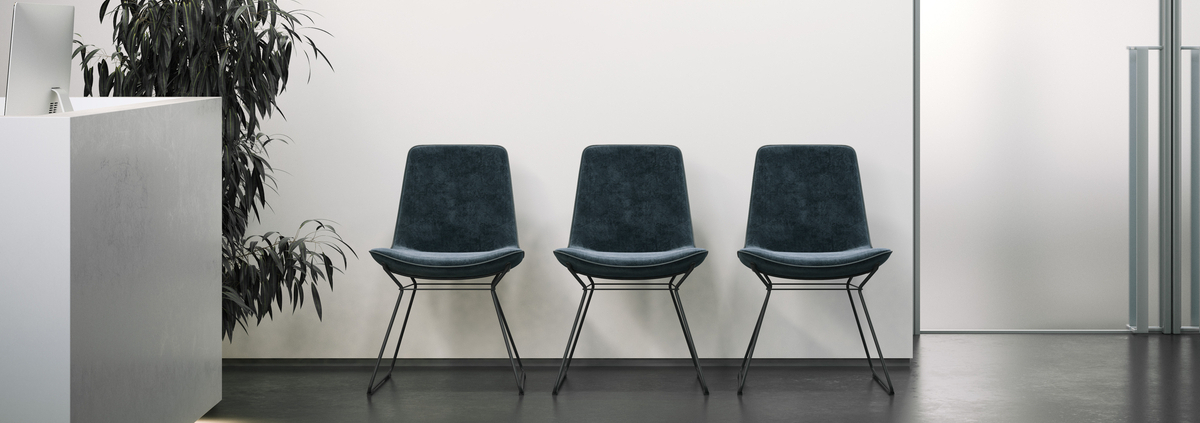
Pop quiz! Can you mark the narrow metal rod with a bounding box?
[367,287,405,395]
[765,287,863,291]
[1130,45,1138,334]
[846,278,894,395]
[567,266,588,289]
[856,268,879,289]
[674,267,697,289]
[914,0,923,337]
[484,267,524,394]
[377,281,419,391]
[411,282,494,285]
[846,288,879,386]
[751,266,772,289]
[384,269,406,289]
[553,287,592,395]
[494,296,524,368]
[667,288,689,373]
[856,288,895,395]
[590,287,675,291]
[668,286,708,394]
[488,270,518,365]
[491,289,525,395]
[404,288,495,291]
[738,284,772,395]
[770,282,849,286]
[592,282,674,286]
[392,279,419,366]
[494,294,523,364]
[672,287,700,384]
[562,287,595,378]
[846,281,876,374]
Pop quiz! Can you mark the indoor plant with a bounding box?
[75,0,354,341]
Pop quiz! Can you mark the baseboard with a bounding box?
[222,357,910,368]
[921,329,1136,334]
[922,328,1200,334]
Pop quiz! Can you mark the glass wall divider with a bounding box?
[1128,2,1197,334]
[1130,46,1155,334]
[1189,46,1200,331]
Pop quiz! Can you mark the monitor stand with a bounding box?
[50,88,73,113]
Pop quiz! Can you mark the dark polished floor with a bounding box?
[201,334,1197,423]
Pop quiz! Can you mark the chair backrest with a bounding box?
[567,145,696,252]
[745,145,873,252]
[392,145,519,252]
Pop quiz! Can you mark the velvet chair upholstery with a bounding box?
[551,145,710,395]
[370,145,524,279]
[736,145,895,395]
[366,145,526,396]
[553,145,707,279]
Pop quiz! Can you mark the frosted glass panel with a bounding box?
[1186,0,1200,328]
[922,0,1158,329]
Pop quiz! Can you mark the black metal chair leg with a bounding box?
[492,285,525,373]
[562,287,594,375]
[738,288,772,394]
[856,288,894,395]
[847,283,894,395]
[667,288,694,382]
[368,285,416,396]
[669,288,709,395]
[491,288,526,395]
[553,287,594,395]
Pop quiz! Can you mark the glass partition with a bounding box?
[1184,0,1200,330]
[921,0,1160,330]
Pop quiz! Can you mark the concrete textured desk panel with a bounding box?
[0,97,221,423]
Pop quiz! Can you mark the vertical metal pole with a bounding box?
[1161,0,1183,335]
[913,0,922,336]
[1139,47,1153,334]
[1131,47,1138,331]
[1192,49,1200,328]
[1131,47,1152,334]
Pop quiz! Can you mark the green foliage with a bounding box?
[74,0,353,341]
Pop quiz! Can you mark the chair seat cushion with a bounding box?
[369,246,524,280]
[737,247,891,280]
[553,247,708,280]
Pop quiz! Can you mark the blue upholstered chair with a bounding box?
[366,145,526,396]
[736,145,895,395]
[551,145,710,395]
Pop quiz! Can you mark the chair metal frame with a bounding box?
[737,265,894,395]
[552,264,709,395]
[366,265,526,396]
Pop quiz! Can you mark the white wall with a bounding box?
[921,0,1159,329]
[229,0,913,360]
[11,0,915,359]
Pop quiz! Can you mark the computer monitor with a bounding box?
[3,3,74,116]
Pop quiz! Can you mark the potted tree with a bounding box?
[75,0,354,340]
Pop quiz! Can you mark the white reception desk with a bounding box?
[0,97,222,423]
